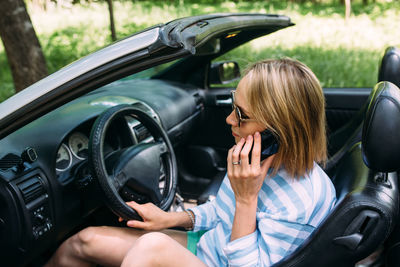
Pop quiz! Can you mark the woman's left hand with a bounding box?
[227,132,275,205]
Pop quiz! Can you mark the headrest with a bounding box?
[362,82,400,172]
[378,46,400,88]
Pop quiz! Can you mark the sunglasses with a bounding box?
[231,90,254,127]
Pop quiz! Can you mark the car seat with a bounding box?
[274,81,400,267]
[378,46,400,88]
[325,46,400,176]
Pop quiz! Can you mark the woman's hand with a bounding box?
[227,132,275,205]
[119,201,172,231]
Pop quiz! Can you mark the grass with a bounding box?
[0,0,399,102]
[217,45,381,88]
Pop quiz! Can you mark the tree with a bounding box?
[0,0,48,92]
[106,0,117,41]
[345,0,351,20]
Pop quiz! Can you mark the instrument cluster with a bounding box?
[55,131,89,172]
[54,107,156,184]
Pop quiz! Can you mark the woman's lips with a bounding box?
[232,131,239,137]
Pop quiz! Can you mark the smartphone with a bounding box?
[249,130,279,162]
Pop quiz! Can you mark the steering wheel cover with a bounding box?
[89,104,177,220]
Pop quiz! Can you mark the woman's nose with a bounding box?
[226,110,238,126]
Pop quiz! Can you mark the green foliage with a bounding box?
[0,0,399,102]
[216,45,380,88]
[0,49,15,100]
[43,26,110,71]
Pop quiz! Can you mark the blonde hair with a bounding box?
[244,58,327,177]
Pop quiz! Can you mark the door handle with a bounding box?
[215,98,232,106]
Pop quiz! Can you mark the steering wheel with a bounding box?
[88,104,177,220]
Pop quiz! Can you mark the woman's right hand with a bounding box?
[119,201,172,231]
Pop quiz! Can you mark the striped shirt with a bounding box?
[188,163,336,267]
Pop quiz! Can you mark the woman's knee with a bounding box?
[70,226,105,259]
[122,232,173,267]
[135,232,172,251]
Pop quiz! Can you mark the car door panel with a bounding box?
[324,87,371,134]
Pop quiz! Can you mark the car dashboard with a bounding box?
[0,78,204,266]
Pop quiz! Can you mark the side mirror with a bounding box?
[209,61,240,85]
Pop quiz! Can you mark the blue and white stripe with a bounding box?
[189,163,336,267]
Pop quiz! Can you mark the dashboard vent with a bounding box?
[192,92,204,110]
[0,153,22,171]
[17,176,45,204]
[134,124,151,142]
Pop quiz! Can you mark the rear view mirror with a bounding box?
[209,61,240,85]
[196,38,221,56]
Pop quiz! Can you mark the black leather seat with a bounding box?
[325,46,400,176]
[275,81,400,267]
[379,46,400,88]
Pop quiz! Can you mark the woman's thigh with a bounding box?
[121,232,205,267]
[80,226,187,267]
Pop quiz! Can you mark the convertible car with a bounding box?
[1,13,400,267]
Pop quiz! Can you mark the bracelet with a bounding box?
[184,210,195,231]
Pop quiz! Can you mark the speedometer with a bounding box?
[68,132,89,160]
[56,144,72,172]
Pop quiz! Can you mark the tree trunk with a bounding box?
[0,0,48,92]
[345,0,351,20]
[106,0,117,42]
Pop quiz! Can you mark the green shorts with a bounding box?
[186,230,207,255]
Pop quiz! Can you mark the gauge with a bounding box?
[68,132,89,160]
[56,144,72,172]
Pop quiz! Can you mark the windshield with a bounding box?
[121,60,180,81]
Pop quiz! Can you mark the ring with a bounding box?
[232,161,241,165]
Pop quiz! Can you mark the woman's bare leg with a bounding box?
[45,226,187,267]
[121,232,206,267]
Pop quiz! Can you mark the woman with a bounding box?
[46,58,336,267]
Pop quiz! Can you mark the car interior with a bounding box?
[0,14,400,267]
